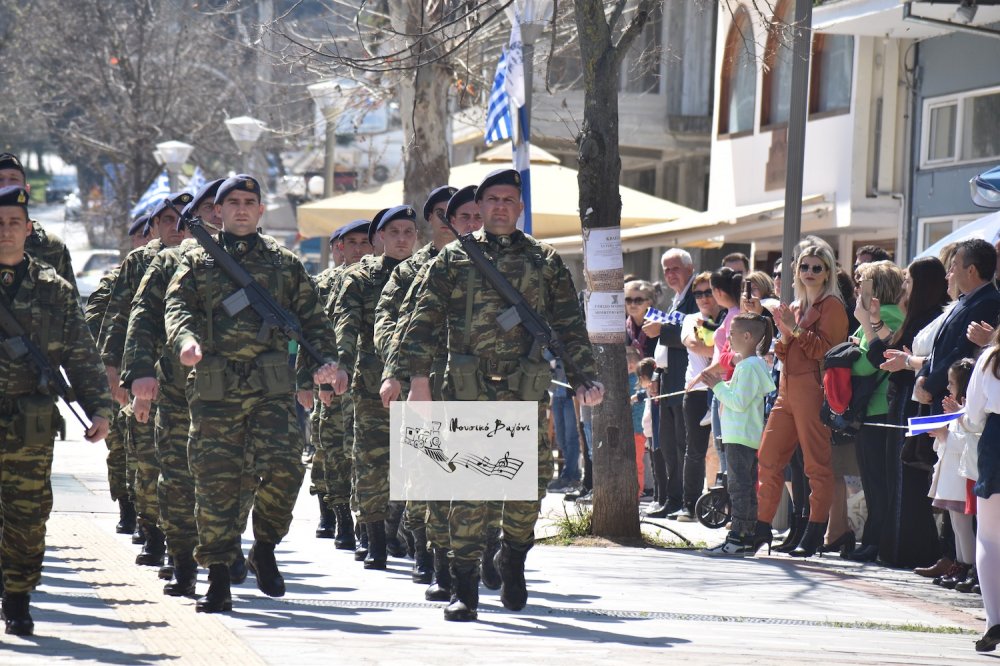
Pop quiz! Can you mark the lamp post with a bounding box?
[155,140,193,192]
[225,115,266,174]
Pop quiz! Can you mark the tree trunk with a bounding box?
[573,0,640,539]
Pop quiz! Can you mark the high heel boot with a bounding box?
[790,521,827,558]
[775,516,807,554]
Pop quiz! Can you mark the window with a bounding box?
[620,3,664,94]
[916,215,979,254]
[810,34,854,115]
[761,0,793,128]
[718,6,756,136]
[922,87,1000,167]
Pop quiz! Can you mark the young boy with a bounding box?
[700,314,775,557]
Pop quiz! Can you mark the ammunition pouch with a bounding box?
[508,357,552,401]
[252,351,294,397]
[193,354,229,402]
[444,353,484,400]
[15,394,57,447]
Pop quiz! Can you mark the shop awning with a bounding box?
[814,0,1000,39]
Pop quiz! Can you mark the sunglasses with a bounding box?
[772,272,781,279]
[624,297,649,305]
[691,289,713,299]
[799,263,825,274]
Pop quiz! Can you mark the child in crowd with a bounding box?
[627,348,648,497]
[701,314,776,557]
[928,359,978,589]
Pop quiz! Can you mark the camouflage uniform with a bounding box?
[332,254,404,524]
[0,258,112,594]
[395,229,596,569]
[164,232,337,567]
[85,268,130,501]
[26,221,78,295]
[308,266,339,505]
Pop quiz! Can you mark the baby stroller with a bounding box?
[695,472,731,529]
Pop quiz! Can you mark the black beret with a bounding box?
[214,174,261,204]
[332,219,371,245]
[368,207,394,244]
[446,185,477,220]
[423,186,457,222]
[150,192,194,221]
[0,153,25,175]
[0,185,29,212]
[182,178,225,218]
[377,205,416,232]
[475,169,521,201]
[128,214,151,237]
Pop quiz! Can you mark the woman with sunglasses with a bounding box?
[755,243,849,557]
[625,280,659,358]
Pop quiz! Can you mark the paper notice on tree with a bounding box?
[583,227,624,291]
[585,291,626,344]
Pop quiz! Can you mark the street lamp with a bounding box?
[307,79,359,199]
[225,115,266,173]
[155,140,193,192]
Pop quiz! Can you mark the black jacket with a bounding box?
[654,285,698,407]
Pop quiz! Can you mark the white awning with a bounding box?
[815,0,1000,39]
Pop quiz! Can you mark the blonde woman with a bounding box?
[755,243,849,557]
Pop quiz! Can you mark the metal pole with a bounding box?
[320,114,336,269]
[167,169,178,193]
[780,0,813,303]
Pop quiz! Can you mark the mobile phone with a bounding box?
[860,278,874,310]
[743,280,753,301]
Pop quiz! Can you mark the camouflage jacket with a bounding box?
[99,239,164,368]
[395,229,596,388]
[26,221,78,294]
[376,243,441,380]
[0,257,112,421]
[165,232,337,391]
[85,267,119,340]
[331,254,403,392]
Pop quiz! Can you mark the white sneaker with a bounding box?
[701,536,753,557]
[699,410,712,427]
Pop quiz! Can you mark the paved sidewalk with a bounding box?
[1,408,991,664]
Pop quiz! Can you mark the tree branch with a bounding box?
[608,0,627,32]
[613,0,658,66]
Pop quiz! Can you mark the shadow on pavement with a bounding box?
[229,605,420,635]
[0,634,170,664]
[478,615,689,648]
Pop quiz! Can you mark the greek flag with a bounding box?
[906,410,964,437]
[186,166,207,195]
[485,50,513,145]
[130,170,170,217]
[645,307,685,327]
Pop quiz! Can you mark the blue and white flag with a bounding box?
[645,307,685,327]
[186,166,206,195]
[485,51,513,145]
[505,21,525,108]
[906,410,964,437]
[130,170,170,217]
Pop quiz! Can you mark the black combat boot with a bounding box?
[410,526,433,584]
[333,504,356,550]
[791,521,828,558]
[163,552,198,597]
[364,522,387,570]
[495,539,532,611]
[230,550,248,585]
[354,522,369,562]
[443,564,480,622]
[248,541,286,597]
[132,522,147,545]
[116,498,137,534]
[158,555,175,581]
[196,564,232,613]
[384,502,407,558]
[315,496,335,539]
[136,524,166,567]
[480,526,502,591]
[425,548,452,601]
[2,592,33,636]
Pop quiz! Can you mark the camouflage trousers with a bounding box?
[188,382,304,567]
[447,400,552,566]
[126,404,160,526]
[105,405,130,501]
[352,395,390,523]
[320,396,352,506]
[0,402,56,594]
[410,500,502,551]
[155,383,196,557]
[308,404,328,498]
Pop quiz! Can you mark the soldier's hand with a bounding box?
[179,339,203,367]
[319,389,335,406]
[332,368,350,396]
[408,376,431,402]
[296,389,314,411]
[132,397,152,424]
[105,366,128,406]
[84,416,110,443]
[576,381,605,407]
[380,378,401,408]
[131,376,160,401]
[313,362,339,385]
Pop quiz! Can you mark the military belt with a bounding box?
[480,358,520,383]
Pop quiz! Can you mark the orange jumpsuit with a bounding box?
[757,295,848,524]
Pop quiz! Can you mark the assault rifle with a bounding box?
[0,298,90,428]
[169,201,328,367]
[440,217,593,389]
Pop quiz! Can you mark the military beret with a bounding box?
[214,174,261,204]
[0,153,25,175]
[128,214,151,237]
[423,186,458,222]
[182,178,225,219]
[149,192,194,221]
[374,204,416,235]
[475,169,521,201]
[446,185,477,220]
[0,185,29,212]
[332,219,371,245]
[368,207,393,244]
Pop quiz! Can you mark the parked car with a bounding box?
[73,249,121,303]
[46,173,79,204]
